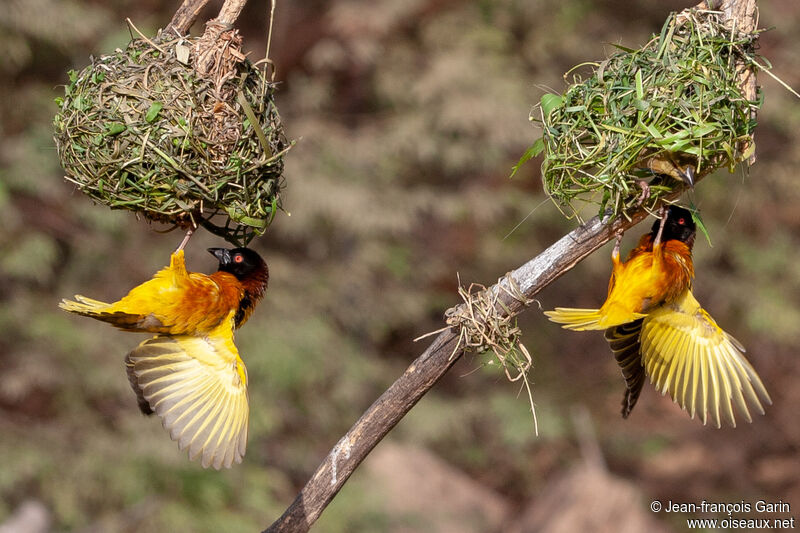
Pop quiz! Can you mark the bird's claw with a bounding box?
[634,180,650,207]
[612,229,624,260]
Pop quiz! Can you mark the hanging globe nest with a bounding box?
[520,10,761,220]
[53,23,291,246]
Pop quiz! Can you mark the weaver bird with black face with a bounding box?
[545,206,770,427]
[60,247,268,468]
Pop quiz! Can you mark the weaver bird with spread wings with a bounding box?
[60,247,268,469]
[545,206,770,427]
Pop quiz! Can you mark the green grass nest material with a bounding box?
[523,11,761,219]
[53,32,290,246]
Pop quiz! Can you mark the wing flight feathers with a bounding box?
[640,291,770,428]
[126,325,249,469]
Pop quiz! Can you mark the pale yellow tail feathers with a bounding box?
[544,308,605,330]
[544,307,646,331]
[58,294,111,315]
[59,294,153,330]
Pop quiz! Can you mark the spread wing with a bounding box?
[640,290,770,428]
[126,313,249,469]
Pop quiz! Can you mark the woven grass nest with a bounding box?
[53,25,290,245]
[525,10,761,220]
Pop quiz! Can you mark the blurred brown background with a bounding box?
[1,0,798,531]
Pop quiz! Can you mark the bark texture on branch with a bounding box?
[263,200,674,533]
[215,0,249,26]
[264,1,759,532]
[167,0,213,34]
[167,0,249,35]
[264,331,462,532]
[727,0,760,164]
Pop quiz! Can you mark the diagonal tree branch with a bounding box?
[264,1,757,531]
[263,192,681,533]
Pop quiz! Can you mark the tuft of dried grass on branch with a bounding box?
[417,274,539,433]
[521,10,761,221]
[53,22,291,246]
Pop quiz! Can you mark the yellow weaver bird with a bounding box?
[60,247,268,468]
[545,206,770,427]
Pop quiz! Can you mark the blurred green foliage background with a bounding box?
[1,0,798,531]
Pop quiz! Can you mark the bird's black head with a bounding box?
[651,206,696,244]
[208,247,267,281]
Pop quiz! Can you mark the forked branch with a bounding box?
[167,0,249,34]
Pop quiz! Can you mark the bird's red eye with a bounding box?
[234,254,244,263]
[677,217,685,225]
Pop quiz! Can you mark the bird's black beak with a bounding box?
[208,248,232,265]
[679,165,695,188]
